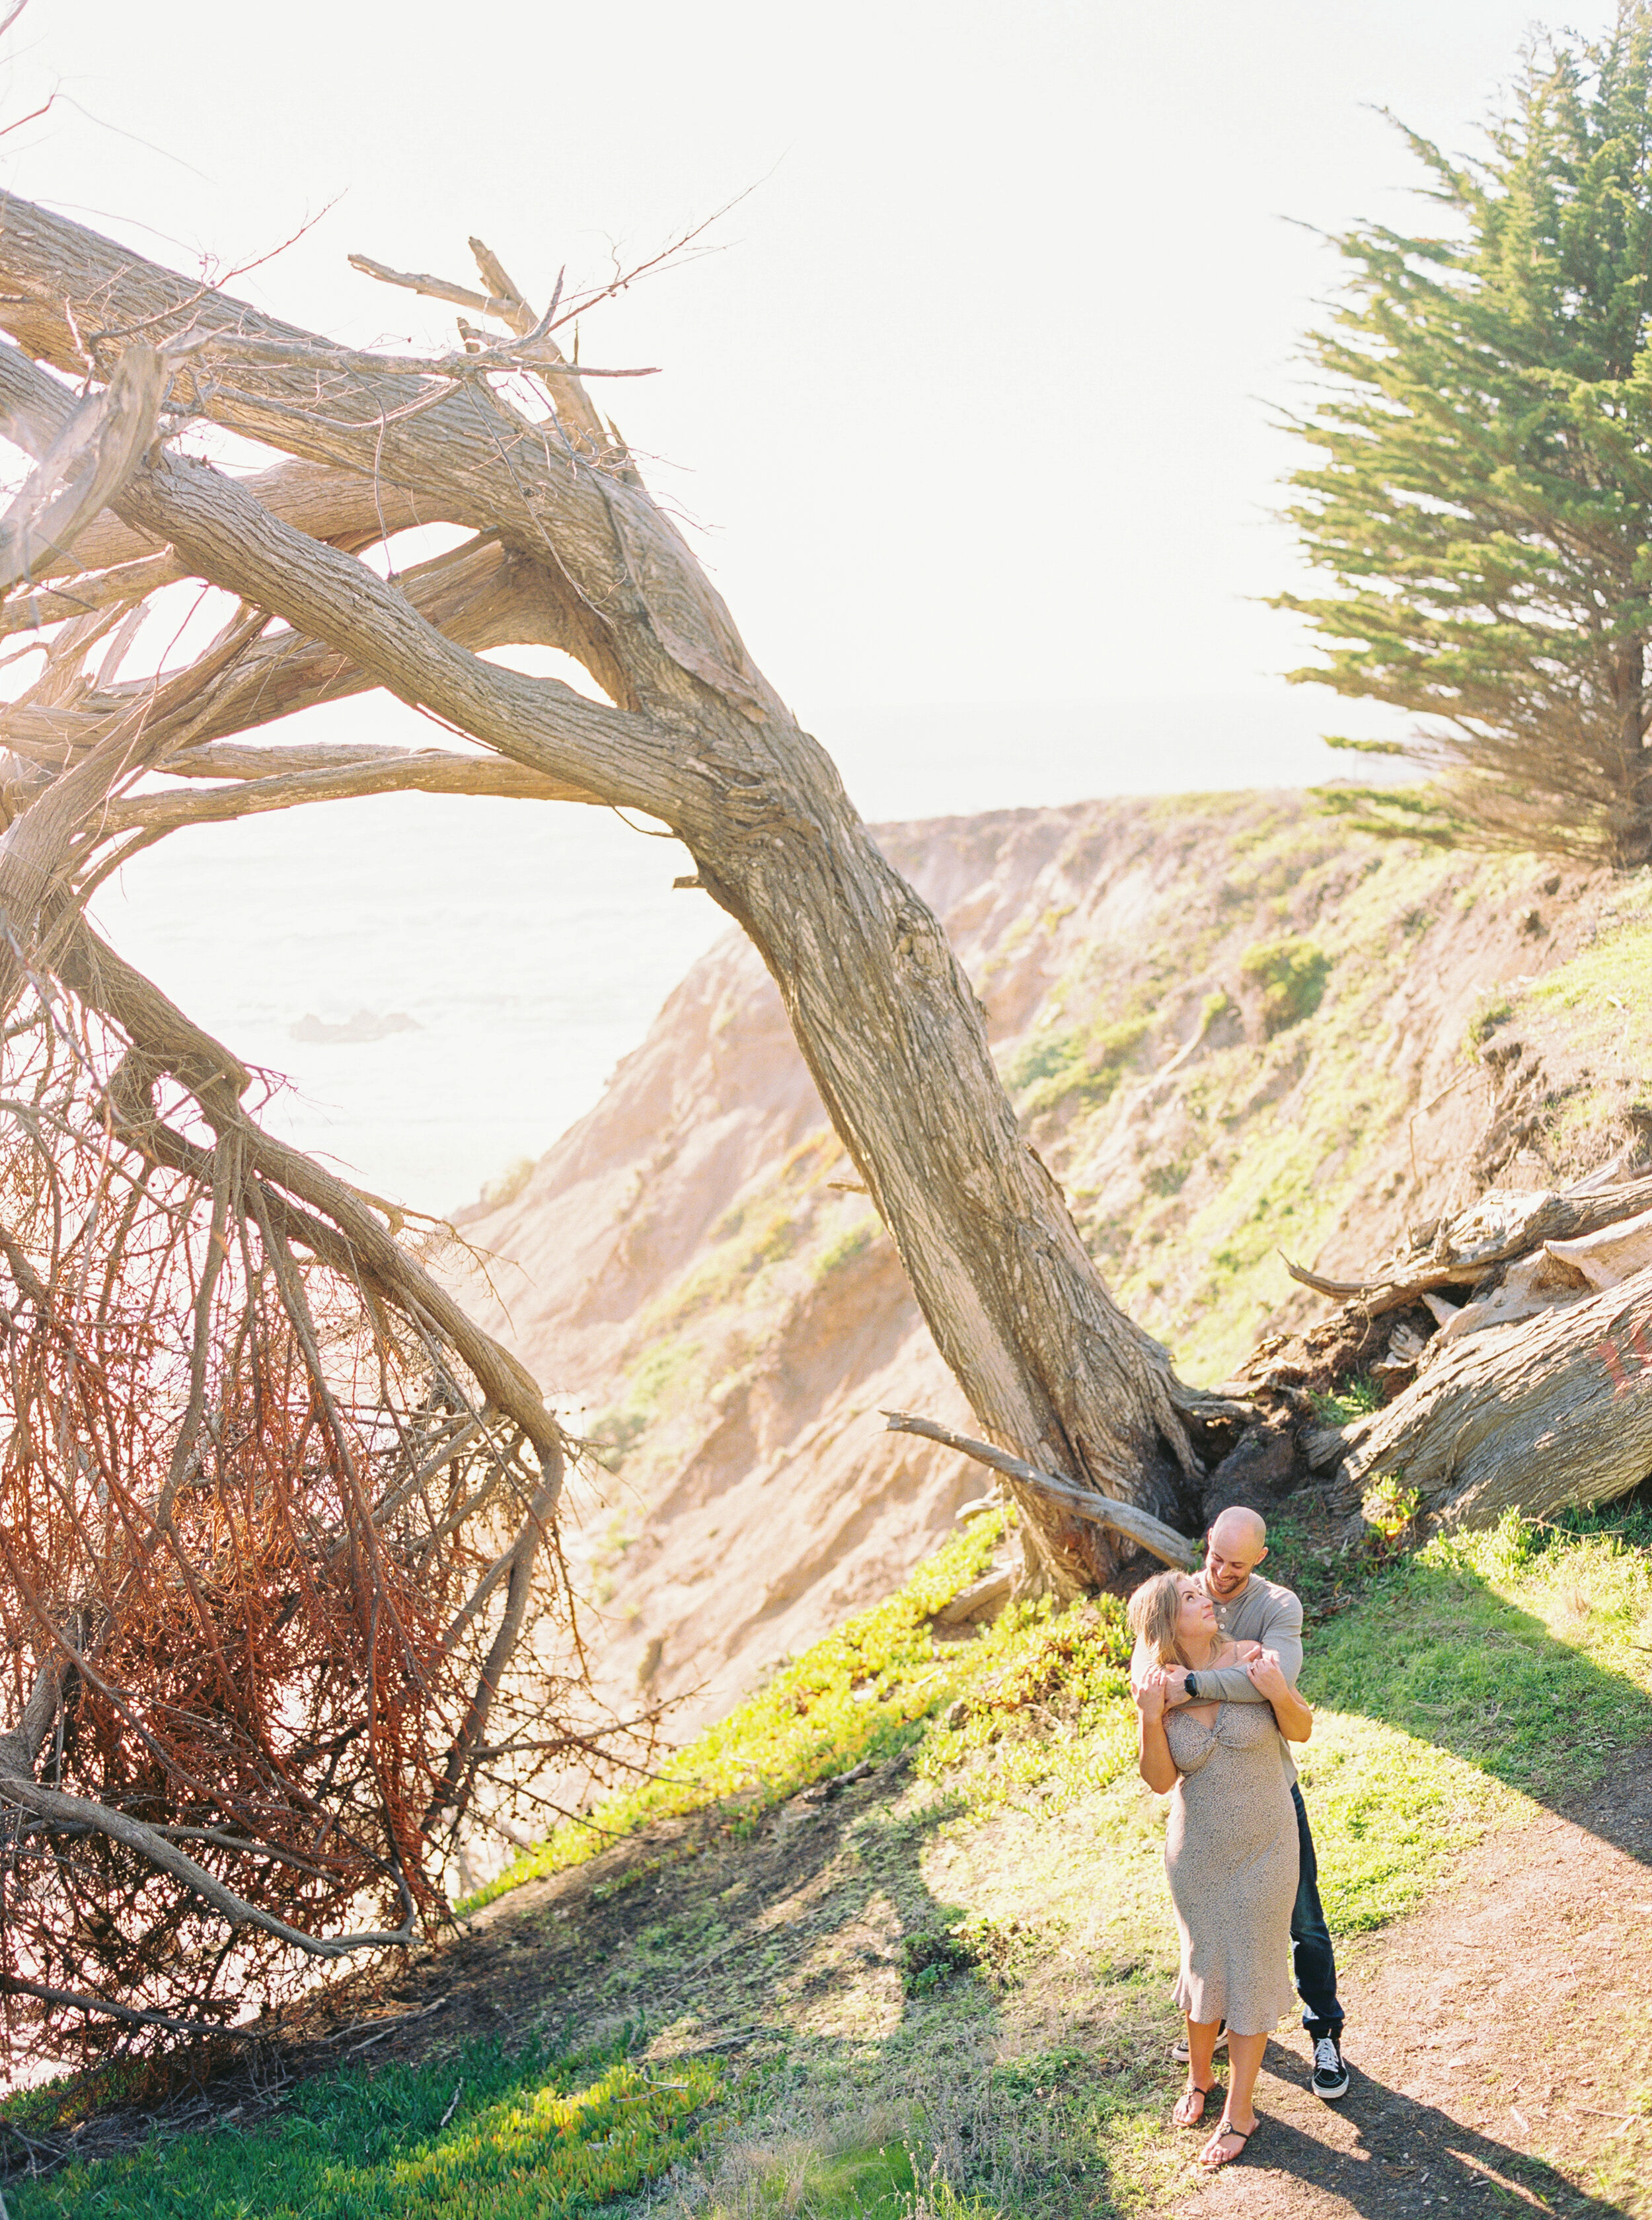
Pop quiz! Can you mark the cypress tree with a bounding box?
[1277,4,1652,866]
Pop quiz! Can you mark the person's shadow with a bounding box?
[1235,2043,1640,2218]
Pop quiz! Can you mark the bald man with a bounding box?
[1133,1506,1348,2101]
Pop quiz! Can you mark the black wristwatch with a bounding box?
[1185,1672,1200,1700]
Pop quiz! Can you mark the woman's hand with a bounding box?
[1234,1640,1263,1664]
[1249,1648,1314,1742]
[1133,1667,1169,1724]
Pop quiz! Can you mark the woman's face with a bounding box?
[1175,1576,1217,1647]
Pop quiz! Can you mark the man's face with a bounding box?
[1203,1528,1265,1600]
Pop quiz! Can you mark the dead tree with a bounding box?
[0,196,1229,1603]
[0,198,1218,2054]
[0,951,644,2063]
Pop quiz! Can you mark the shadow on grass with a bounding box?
[548,1762,1170,2217]
[1275,1506,1652,1868]
[472,1512,1652,2215]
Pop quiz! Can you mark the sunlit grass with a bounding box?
[11,2035,722,2218]
[463,1512,1016,1912]
[475,1496,1652,1940]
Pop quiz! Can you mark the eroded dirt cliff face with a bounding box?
[444,791,1652,1747]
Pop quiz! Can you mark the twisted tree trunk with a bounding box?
[0,200,1211,1587]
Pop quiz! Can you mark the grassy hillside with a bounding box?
[566,810,1647,1422]
[20,811,1652,2216]
[15,1497,1652,2219]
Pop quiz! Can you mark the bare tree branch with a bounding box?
[0,343,161,593]
[100,749,595,836]
[0,336,691,821]
[1,1770,417,1957]
[0,196,777,720]
[0,1974,258,2041]
[880,1411,1197,1568]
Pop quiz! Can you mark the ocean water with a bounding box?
[89,690,1406,1212]
[88,791,722,1215]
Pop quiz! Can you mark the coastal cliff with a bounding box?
[445,791,1650,1738]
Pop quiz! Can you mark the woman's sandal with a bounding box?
[1199,2114,1259,2168]
[1172,2082,1218,2129]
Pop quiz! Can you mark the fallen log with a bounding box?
[1335,1260,1652,1526]
[1283,1172,1652,1317]
[882,1411,1197,1568]
[1548,1202,1652,1290]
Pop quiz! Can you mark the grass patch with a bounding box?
[1237,936,1331,1035]
[11,2032,722,2219]
[815,1220,876,1276]
[587,1335,699,1467]
[1287,1500,1652,1933]
[1522,868,1652,1078]
[913,1598,1138,1816]
[1307,1373,1382,1426]
[1466,992,1515,1046]
[1007,1014,1152,1120]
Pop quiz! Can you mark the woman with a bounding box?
[1128,1567,1314,2170]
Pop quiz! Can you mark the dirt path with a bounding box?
[1169,1742,1652,2220]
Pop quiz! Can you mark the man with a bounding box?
[1131,1504,1347,2100]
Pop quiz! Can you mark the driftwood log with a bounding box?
[1285,1163,1652,1527]
[1334,1263,1652,1524]
[1283,1172,1652,1315]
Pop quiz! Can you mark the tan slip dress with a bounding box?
[1162,1699,1298,2036]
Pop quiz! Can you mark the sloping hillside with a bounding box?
[445,791,1651,1742]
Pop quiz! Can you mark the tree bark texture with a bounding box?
[1336,1263,1652,1526]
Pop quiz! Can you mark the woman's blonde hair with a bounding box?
[1127,1569,1193,1668]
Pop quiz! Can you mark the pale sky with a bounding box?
[1,1,1615,1208]
[1,0,1597,724]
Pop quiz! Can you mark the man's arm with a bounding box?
[1183,1588,1304,1705]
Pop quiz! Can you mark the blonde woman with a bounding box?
[1128,1568,1314,2170]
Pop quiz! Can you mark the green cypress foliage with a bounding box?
[1276,5,1652,866]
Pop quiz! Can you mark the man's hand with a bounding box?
[1160,1664,1191,1705]
[1246,1648,1291,1701]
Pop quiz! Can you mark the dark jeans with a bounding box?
[1291,1783,1343,2038]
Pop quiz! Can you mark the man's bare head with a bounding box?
[1204,1506,1267,1599]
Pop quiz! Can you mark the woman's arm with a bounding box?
[1133,1668,1180,1792]
[1247,1648,1313,1742]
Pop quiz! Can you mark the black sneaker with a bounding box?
[1311,2033,1349,2100]
[1172,2025,1227,2063]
